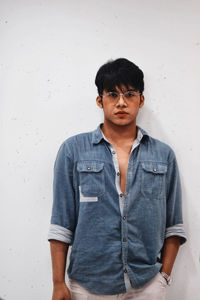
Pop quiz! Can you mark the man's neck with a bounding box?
[100,121,138,145]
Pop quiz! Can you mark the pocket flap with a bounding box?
[77,161,104,172]
[141,162,167,174]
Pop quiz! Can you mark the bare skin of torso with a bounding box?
[101,124,137,197]
[111,141,134,196]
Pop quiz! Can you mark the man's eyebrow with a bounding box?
[127,88,140,93]
[127,88,137,91]
[107,89,117,92]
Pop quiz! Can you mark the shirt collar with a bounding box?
[91,123,149,145]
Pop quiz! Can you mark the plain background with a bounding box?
[1,0,200,299]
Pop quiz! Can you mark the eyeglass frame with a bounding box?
[100,90,142,103]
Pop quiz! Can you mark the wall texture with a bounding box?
[1,0,200,299]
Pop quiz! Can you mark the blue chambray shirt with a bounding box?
[48,123,187,295]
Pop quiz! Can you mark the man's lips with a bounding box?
[115,111,128,114]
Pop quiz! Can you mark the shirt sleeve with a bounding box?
[47,141,76,245]
[165,150,187,245]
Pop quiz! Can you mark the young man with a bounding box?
[48,58,187,300]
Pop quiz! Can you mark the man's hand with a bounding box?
[52,282,71,300]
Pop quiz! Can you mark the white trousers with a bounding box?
[69,272,168,300]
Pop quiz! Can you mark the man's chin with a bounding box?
[109,119,134,127]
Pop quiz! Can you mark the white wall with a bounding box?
[1,0,200,299]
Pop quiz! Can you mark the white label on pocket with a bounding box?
[79,186,98,202]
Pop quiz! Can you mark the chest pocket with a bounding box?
[141,162,167,199]
[77,161,105,197]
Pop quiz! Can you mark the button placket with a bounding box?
[101,129,143,292]
[109,145,124,214]
[104,140,130,281]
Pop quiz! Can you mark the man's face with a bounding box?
[96,84,144,127]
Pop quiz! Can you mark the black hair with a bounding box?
[95,58,144,96]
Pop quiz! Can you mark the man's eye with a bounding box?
[109,92,118,98]
[126,92,135,98]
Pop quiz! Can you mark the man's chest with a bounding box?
[114,145,132,196]
[75,138,168,202]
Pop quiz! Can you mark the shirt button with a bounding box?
[112,150,116,154]
[153,168,157,172]
[123,238,126,242]
[87,166,91,170]
[120,193,123,197]
[124,269,127,273]
[117,171,120,176]
[123,216,126,220]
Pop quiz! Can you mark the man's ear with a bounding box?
[96,96,103,108]
[139,95,145,108]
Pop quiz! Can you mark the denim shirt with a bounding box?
[48,123,187,295]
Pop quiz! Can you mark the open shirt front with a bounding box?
[48,123,187,295]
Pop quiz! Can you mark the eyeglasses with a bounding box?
[101,90,141,103]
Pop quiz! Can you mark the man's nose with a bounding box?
[117,94,127,105]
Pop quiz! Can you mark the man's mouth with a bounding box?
[115,111,128,114]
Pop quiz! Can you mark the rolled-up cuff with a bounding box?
[48,224,74,245]
[165,223,187,245]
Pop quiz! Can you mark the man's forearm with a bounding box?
[50,240,69,284]
[160,236,181,275]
